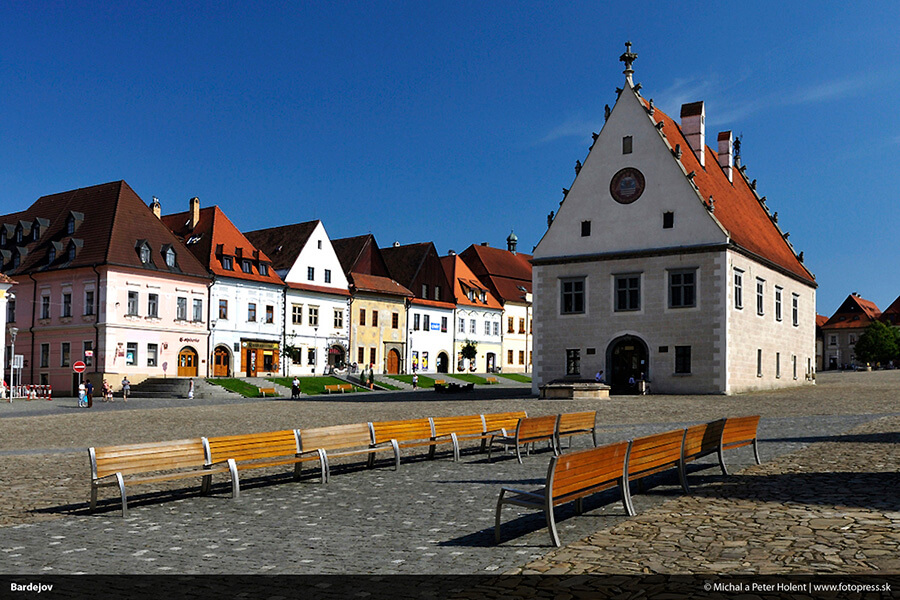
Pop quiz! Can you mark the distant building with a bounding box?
[821,293,881,370]
[879,295,900,328]
[441,253,503,373]
[815,314,828,372]
[531,44,817,394]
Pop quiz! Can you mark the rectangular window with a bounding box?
[308,347,316,366]
[307,267,315,281]
[561,278,585,314]
[581,221,591,237]
[127,291,139,316]
[775,286,783,321]
[669,269,696,308]
[756,278,765,315]
[622,135,633,154]
[392,312,398,329]
[265,305,274,324]
[145,343,157,367]
[292,304,302,324]
[369,347,376,366]
[358,347,365,363]
[508,349,514,364]
[518,318,526,334]
[441,316,447,332]
[62,293,72,317]
[219,299,228,320]
[663,211,674,229]
[757,349,763,377]
[372,311,378,327]
[413,313,421,330]
[247,303,256,322]
[470,319,476,334]
[422,284,428,298]
[734,269,743,309]
[459,318,465,333]
[126,342,138,366]
[6,298,15,323]
[615,274,641,311]
[423,315,430,330]
[333,308,343,328]
[484,320,490,335]
[324,269,331,284]
[359,309,366,326]
[792,355,797,380]
[792,294,800,326]
[507,317,514,333]
[193,299,203,322]
[776,352,781,378]
[83,341,93,367]
[61,342,70,367]
[493,321,499,336]
[434,286,441,301]
[675,346,692,374]
[308,306,319,327]
[177,297,188,321]
[221,256,233,270]
[41,296,51,320]
[40,343,49,368]
[566,349,581,376]
[518,350,525,365]
[242,260,252,274]
[829,335,837,346]
[148,294,159,318]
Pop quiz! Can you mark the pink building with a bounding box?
[1,181,212,394]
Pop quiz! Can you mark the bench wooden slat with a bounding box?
[299,423,401,480]
[488,415,558,464]
[370,419,434,444]
[718,416,762,475]
[483,411,527,434]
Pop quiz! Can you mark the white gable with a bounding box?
[283,221,350,290]
[533,86,727,260]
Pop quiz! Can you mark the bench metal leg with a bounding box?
[546,505,561,548]
[451,433,460,462]
[515,443,524,464]
[201,469,213,495]
[622,477,636,517]
[318,449,329,483]
[494,489,507,543]
[717,447,729,476]
[391,439,401,471]
[90,484,98,513]
[753,438,762,465]
[678,459,692,495]
[116,473,128,517]
[574,497,584,515]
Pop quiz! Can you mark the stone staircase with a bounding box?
[129,377,240,399]
[375,374,413,390]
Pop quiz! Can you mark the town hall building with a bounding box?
[532,44,817,395]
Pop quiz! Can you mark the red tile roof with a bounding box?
[440,254,503,309]
[286,281,350,297]
[349,272,412,297]
[458,244,532,304]
[878,295,900,326]
[162,205,284,286]
[0,181,209,279]
[644,99,815,286]
[816,314,829,328]
[822,294,881,329]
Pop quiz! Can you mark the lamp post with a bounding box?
[8,326,18,401]
[313,326,318,375]
[209,319,217,377]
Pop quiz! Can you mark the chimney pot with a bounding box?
[717,131,734,182]
[680,101,706,167]
[189,197,200,230]
[150,197,162,219]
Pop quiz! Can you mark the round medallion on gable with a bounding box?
[609,167,645,204]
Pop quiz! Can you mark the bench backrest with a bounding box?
[483,411,527,433]
[627,429,684,481]
[721,415,761,450]
[557,411,597,435]
[299,423,372,452]
[516,415,559,442]
[430,415,485,437]
[682,418,726,462]
[549,440,630,505]
[370,418,434,444]
[91,438,208,479]
[206,429,300,464]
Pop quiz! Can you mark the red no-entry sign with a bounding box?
[73,361,86,373]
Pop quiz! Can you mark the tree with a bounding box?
[853,321,900,366]
[460,340,478,361]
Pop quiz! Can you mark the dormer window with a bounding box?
[242,260,252,274]
[136,240,152,265]
[67,243,76,262]
[0,230,5,245]
[15,227,22,243]
[221,256,233,270]
[66,217,75,235]
[259,263,269,276]
[164,247,176,268]
[48,247,56,264]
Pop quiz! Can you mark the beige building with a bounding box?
[820,293,881,370]
[531,44,817,395]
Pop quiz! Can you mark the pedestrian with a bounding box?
[121,377,130,402]
[291,376,300,399]
[85,380,94,408]
[1,379,7,403]
[595,370,604,383]
[188,379,194,400]
[102,379,113,402]
[78,381,86,408]
[367,364,374,389]
[412,373,418,389]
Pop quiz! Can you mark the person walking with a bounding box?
[78,381,86,408]
[85,380,94,408]
[102,379,111,402]
[412,373,418,389]
[188,379,194,400]
[367,364,374,389]
[291,376,300,399]
[121,377,130,402]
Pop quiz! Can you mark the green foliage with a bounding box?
[206,378,264,397]
[269,376,369,395]
[460,340,478,361]
[387,374,436,388]
[452,374,487,384]
[498,373,532,383]
[853,321,900,365]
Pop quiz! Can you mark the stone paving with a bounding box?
[0,370,897,578]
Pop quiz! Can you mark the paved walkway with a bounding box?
[0,370,898,580]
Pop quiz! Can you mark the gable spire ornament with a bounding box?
[619,41,637,85]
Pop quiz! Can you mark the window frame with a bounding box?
[560,277,586,315]
[734,269,744,309]
[668,268,696,309]
[614,273,641,312]
[148,293,159,318]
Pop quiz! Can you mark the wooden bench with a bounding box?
[482,411,527,451]
[485,377,498,384]
[622,429,686,516]
[678,418,726,493]
[495,440,630,547]
[429,414,489,461]
[488,415,559,463]
[718,415,762,475]
[324,383,353,394]
[368,418,435,466]
[205,429,320,492]
[298,423,400,482]
[89,439,238,516]
[433,380,446,386]
[556,411,598,451]
[258,387,277,397]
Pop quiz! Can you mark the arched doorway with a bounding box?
[386,349,401,374]
[178,346,199,377]
[486,352,496,373]
[213,345,230,377]
[328,345,346,370]
[436,352,449,373]
[607,336,648,394]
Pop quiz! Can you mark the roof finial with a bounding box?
[619,41,637,85]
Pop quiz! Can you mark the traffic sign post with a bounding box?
[73,361,86,373]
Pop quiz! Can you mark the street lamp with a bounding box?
[313,326,318,375]
[8,326,18,400]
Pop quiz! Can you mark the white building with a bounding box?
[441,253,503,373]
[532,43,816,395]
[246,220,351,375]
[162,200,285,377]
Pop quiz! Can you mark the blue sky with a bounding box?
[1,2,897,315]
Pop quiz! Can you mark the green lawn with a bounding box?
[387,374,437,388]
[498,373,532,383]
[206,378,268,398]
[269,376,369,395]
[451,374,488,385]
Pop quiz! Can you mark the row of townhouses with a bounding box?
[816,293,900,371]
[0,182,532,394]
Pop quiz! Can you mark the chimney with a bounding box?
[150,197,162,219]
[717,131,733,182]
[392,241,400,247]
[481,242,489,247]
[680,101,705,167]
[189,197,200,230]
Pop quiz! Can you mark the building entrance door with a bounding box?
[213,346,230,377]
[386,349,400,374]
[436,352,449,373]
[177,347,199,377]
[608,336,648,394]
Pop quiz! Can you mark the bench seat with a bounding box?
[205,429,320,491]
[488,415,559,464]
[299,423,399,481]
[556,411,598,450]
